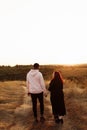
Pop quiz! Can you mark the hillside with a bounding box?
[0,64,87,129]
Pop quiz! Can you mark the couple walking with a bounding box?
[26,63,66,124]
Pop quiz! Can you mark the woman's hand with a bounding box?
[27,92,30,96]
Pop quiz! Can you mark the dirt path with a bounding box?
[7,86,76,130]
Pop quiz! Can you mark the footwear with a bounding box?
[55,118,60,124]
[60,119,63,124]
[34,118,39,123]
[40,116,45,122]
[54,115,60,124]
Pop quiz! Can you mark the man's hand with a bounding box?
[44,91,48,97]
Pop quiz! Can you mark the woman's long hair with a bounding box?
[53,71,63,83]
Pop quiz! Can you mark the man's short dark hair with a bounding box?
[33,63,39,69]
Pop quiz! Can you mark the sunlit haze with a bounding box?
[0,0,87,66]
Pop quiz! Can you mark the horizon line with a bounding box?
[0,63,87,67]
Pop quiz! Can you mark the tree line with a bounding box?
[1,64,87,81]
[0,65,55,81]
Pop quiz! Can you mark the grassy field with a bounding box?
[64,79,87,130]
[0,65,87,130]
[0,81,25,129]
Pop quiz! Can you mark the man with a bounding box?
[26,63,47,122]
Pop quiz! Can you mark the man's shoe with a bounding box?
[34,118,39,123]
[40,116,45,122]
[55,118,60,124]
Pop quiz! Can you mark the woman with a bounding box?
[48,71,66,124]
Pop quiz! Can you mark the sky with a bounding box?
[0,0,87,66]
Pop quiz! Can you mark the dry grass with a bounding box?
[64,79,87,130]
[0,81,25,129]
[0,79,87,130]
[0,65,87,130]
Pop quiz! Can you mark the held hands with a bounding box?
[27,92,30,96]
[44,90,49,97]
[44,93,47,97]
